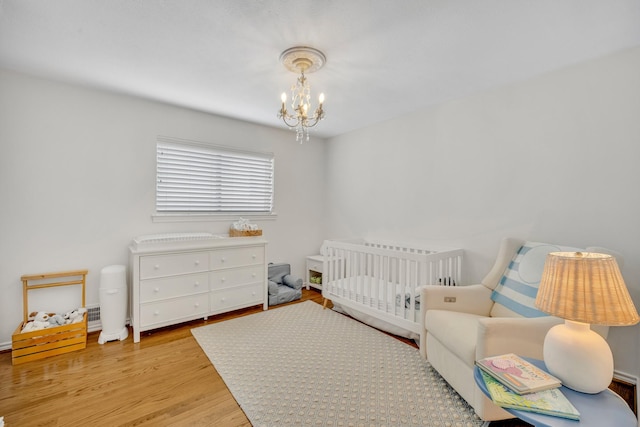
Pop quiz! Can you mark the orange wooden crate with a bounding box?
[12,270,88,365]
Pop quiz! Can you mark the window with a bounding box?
[156,138,274,215]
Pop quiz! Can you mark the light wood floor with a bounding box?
[0,290,332,426]
[1,289,534,427]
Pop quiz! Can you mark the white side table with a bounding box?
[305,255,323,290]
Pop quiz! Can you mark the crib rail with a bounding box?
[321,238,463,336]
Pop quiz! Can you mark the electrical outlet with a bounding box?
[444,296,456,303]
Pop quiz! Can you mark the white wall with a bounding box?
[325,47,640,379]
[0,69,326,348]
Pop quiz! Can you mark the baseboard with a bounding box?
[88,321,103,333]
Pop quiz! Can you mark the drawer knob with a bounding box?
[221,297,226,302]
[221,257,226,263]
[154,264,160,270]
[252,273,256,278]
[194,302,200,308]
[154,310,160,316]
[194,281,200,287]
[154,287,159,293]
[195,260,200,265]
[221,278,226,282]
[252,254,256,259]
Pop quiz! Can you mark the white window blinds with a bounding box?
[156,139,274,214]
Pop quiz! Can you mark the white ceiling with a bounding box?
[1,0,640,139]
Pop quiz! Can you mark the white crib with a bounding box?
[321,238,463,341]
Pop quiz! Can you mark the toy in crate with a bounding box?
[12,269,88,365]
[229,217,262,237]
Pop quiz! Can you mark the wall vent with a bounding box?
[87,306,100,322]
[86,304,102,333]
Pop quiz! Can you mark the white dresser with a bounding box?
[129,233,267,342]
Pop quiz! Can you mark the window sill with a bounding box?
[152,212,278,223]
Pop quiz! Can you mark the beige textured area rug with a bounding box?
[191,301,483,427]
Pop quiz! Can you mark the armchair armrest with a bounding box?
[419,284,494,317]
[476,316,563,361]
[418,284,494,359]
[283,274,303,290]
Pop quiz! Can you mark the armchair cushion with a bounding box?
[490,241,583,318]
[268,280,279,295]
[268,263,291,285]
[426,310,483,367]
[282,274,303,290]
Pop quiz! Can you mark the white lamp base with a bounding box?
[543,320,613,394]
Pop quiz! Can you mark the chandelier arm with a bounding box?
[280,114,302,128]
[304,118,320,128]
[303,111,325,128]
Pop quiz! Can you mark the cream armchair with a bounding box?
[419,237,612,421]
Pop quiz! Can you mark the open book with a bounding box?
[476,353,561,394]
[480,371,580,420]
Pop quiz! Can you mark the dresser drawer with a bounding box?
[210,246,264,270]
[140,252,209,279]
[140,273,208,303]
[210,282,263,313]
[209,265,264,290]
[140,293,209,327]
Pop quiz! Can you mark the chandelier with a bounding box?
[278,46,326,142]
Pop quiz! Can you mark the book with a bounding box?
[476,353,561,394]
[480,370,580,420]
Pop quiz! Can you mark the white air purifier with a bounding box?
[98,264,129,344]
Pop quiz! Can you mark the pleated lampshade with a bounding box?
[535,252,640,326]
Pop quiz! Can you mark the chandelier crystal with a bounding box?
[278,46,326,143]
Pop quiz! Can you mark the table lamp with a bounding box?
[535,252,639,394]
